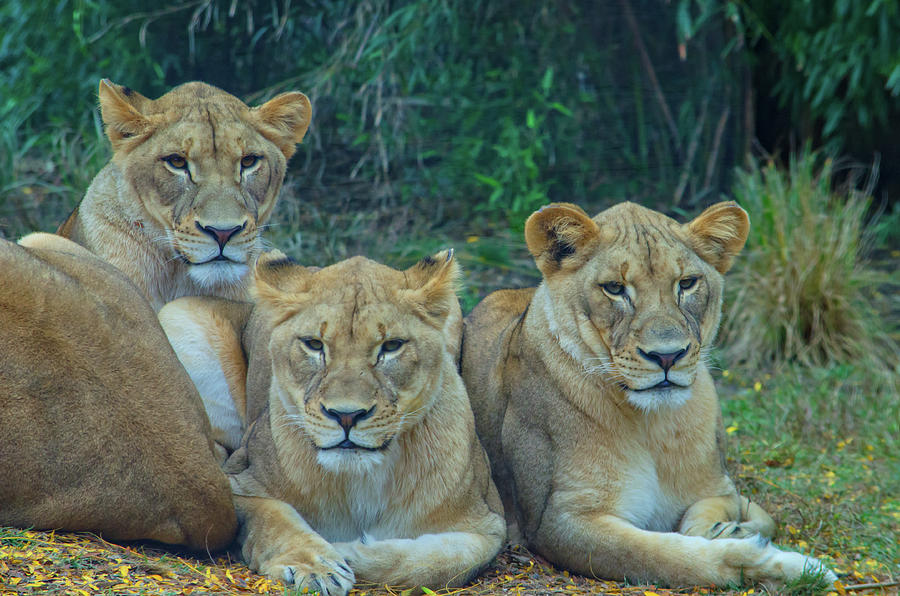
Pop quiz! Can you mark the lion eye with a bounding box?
[301,337,324,351]
[163,154,188,170]
[240,154,260,169]
[380,339,406,354]
[600,281,625,296]
[679,276,699,290]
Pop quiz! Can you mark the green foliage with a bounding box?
[719,148,898,376]
[1,0,747,243]
[677,0,900,152]
[470,68,572,228]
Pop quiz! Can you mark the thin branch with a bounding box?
[703,106,731,190]
[86,1,206,44]
[673,96,708,206]
[840,580,900,591]
[619,0,683,159]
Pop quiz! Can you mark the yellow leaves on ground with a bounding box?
[0,529,282,595]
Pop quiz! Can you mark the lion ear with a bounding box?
[252,91,312,160]
[400,249,461,320]
[251,251,314,318]
[686,201,750,274]
[98,79,152,150]
[525,203,600,276]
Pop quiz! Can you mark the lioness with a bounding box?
[461,201,836,588]
[158,251,505,595]
[1,233,235,549]
[58,79,311,310]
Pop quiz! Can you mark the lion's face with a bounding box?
[254,253,459,473]
[525,201,749,411]
[99,80,311,289]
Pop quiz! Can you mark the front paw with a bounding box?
[260,552,355,596]
[707,520,759,539]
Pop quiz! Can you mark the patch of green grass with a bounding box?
[717,362,900,584]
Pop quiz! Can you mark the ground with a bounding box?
[2,381,897,596]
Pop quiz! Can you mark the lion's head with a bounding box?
[98,79,311,289]
[251,251,460,473]
[525,201,749,411]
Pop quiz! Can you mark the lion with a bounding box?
[57,79,311,310]
[460,201,837,588]
[0,232,236,550]
[157,251,505,595]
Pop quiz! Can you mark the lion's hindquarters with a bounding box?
[0,239,236,550]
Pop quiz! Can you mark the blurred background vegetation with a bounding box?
[0,0,898,579]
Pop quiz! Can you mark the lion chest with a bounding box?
[301,469,407,543]
[613,452,686,532]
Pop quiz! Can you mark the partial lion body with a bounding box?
[461,201,835,587]
[160,253,504,595]
[0,233,236,550]
[58,80,311,310]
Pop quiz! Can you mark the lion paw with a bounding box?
[263,555,355,596]
[707,520,760,540]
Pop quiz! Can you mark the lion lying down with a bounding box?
[461,201,837,588]
[0,233,235,550]
[159,251,505,595]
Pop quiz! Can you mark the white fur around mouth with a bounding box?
[186,260,248,287]
[626,385,693,412]
[316,449,386,474]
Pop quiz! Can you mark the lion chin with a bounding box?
[186,260,249,289]
[625,385,693,412]
[316,449,387,474]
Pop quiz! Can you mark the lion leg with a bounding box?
[333,523,504,588]
[536,510,834,587]
[234,495,355,595]
[679,494,775,540]
[159,297,251,454]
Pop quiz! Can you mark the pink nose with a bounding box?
[196,223,244,249]
[638,346,689,372]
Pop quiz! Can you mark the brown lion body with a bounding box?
[159,252,504,595]
[0,233,235,550]
[461,201,835,587]
[58,80,311,310]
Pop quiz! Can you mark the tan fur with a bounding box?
[159,252,505,595]
[461,201,836,588]
[0,233,236,550]
[58,79,311,310]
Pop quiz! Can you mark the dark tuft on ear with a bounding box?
[98,79,152,151]
[401,249,460,321]
[524,202,600,276]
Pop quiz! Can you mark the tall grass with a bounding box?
[719,149,898,379]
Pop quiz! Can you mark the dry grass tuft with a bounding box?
[719,149,898,378]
